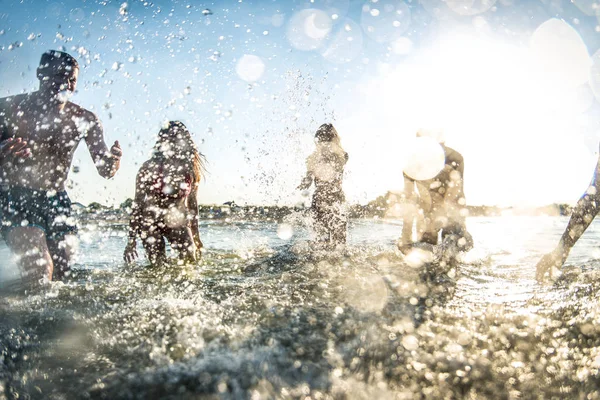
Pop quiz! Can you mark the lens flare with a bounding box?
[402,136,445,181]
[530,18,591,89]
[287,9,332,51]
[236,55,265,82]
[321,19,363,64]
[360,0,411,43]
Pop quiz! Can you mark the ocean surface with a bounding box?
[2,216,600,399]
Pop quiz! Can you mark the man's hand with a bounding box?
[110,140,122,159]
[0,137,31,161]
[99,140,122,178]
[535,249,567,281]
[123,239,138,263]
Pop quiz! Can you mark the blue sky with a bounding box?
[2,0,600,207]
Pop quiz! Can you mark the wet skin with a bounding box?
[0,56,121,285]
[124,159,202,265]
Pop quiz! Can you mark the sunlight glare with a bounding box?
[530,18,591,90]
[334,23,598,207]
[402,136,445,181]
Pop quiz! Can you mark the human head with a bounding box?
[155,121,205,183]
[315,123,340,144]
[416,128,445,144]
[156,121,192,153]
[37,50,79,101]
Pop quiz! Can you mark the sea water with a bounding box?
[2,216,600,399]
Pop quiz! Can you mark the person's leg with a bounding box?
[418,208,439,245]
[4,226,53,285]
[441,225,473,251]
[164,227,196,263]
[329,202,347,246]
[141,230,167,265]
[46,234,77,280]
[312,207,330,244]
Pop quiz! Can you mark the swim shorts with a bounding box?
[0,185,78,241]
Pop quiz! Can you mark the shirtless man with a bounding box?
[0,50,122,285]
[536,144,600,280]
[399,132,473,254]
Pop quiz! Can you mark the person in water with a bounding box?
[399,131,473,253]
[297,123,348,248]
[0,50,122,285]
[536,145,600,279]
[123,121,206,265]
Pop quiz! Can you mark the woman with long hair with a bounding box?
[123,121,206,265]
[297,123,349,248]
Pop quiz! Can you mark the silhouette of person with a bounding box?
[399,131,473,254]
[0,50,122,286]
[123,121,206,265]
[536,144,600,279]
[298,123,348,248]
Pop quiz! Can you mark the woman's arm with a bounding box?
[297,157,314,190]
[187,184,203,254]
[123,168,147,262]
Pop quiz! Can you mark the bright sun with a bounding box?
[337,20,600,208]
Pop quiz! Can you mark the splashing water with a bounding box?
[2,216,600,398]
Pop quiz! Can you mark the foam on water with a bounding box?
[2,218,600,398]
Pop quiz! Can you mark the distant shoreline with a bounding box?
[73,201,573,227]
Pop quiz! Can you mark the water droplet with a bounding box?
[276,223,293,240]
[361,0,411,43]
[69,8,85,22]
[236,54,265,82]
[401,335,419,350]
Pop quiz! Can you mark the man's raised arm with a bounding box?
[83,114,122,179]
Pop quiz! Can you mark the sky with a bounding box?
[2,0,600,207]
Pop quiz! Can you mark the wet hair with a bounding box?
[37,50,79,79]
[315,123,340,144]
[153,121,206,185]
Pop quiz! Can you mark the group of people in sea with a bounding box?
[0,50,594,288]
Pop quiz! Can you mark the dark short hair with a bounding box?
[315,123,336,142]
[38,50,79,74]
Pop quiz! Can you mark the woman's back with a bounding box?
[307,144,348,190]
[138,158,194,206]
